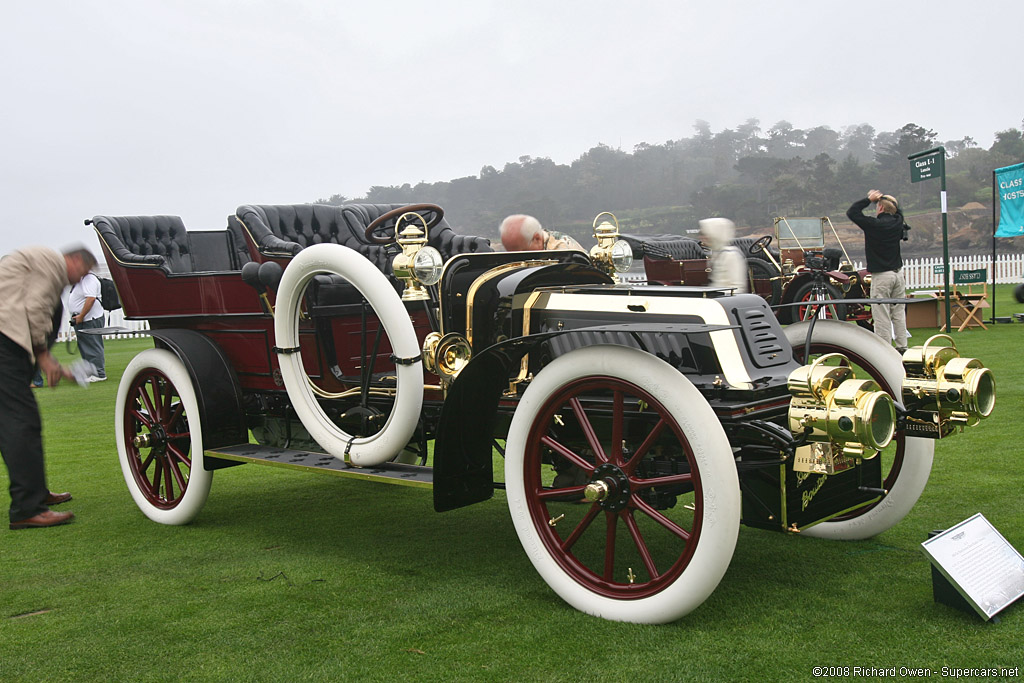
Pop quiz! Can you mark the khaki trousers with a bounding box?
[870,269,908,349]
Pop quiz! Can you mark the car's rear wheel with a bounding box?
[784,321,933,540]
[115,349,211,525]
[505,345,739,624]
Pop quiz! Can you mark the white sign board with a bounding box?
[921,513,1024,620]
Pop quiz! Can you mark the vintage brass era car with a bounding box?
[635,216,877,326]
[88,203,995,624]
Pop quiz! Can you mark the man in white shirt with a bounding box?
[69,272,106,381]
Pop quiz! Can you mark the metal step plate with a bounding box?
[205,444,433,489]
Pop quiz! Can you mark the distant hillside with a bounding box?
[323,118,1024,257]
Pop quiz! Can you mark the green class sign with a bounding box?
[910,153,944,183]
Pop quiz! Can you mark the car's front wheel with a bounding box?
[505,345,740,624]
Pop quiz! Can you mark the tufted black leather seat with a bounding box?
[90,215,252,273]
[90,215,196,273]
[620,233,708,261]
[235,203,492,277]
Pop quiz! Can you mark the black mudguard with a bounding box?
[432,335,544,512]
[145,329,249,458]
[432,323,734,512]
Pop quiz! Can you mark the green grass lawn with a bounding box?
[2,288,1023,682]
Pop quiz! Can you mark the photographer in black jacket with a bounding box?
[846,190,908,353]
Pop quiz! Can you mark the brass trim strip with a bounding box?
[779,463,788,530]
[514,289,548,383]
[464,259,554,347]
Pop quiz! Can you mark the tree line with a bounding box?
[317,119,1024,246]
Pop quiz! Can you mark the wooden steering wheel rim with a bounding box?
[364,204,445,245]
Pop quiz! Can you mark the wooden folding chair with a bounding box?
[940,268,989,332]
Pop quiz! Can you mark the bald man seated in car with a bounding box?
[499,214,583,251]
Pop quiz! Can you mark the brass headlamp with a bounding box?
[901,334,995,436]
[788,353,896,469]
[589,212,633,280]
[391,212,444,301]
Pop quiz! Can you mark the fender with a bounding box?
[433,322,734,512]
[143,329,248,462]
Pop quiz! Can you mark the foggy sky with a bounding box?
[1,0,1020,257]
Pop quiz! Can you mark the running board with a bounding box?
[204,444,433,489]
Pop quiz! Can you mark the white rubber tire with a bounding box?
[274,243,423,466]
[115,349,211,525]
[505,345,740,624]
[784,321,934,540]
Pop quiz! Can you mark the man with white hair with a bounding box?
[699,217,747,293]
[499,214,582,252]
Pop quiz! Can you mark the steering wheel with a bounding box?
[364,203,445,245]
[748,234,772,256]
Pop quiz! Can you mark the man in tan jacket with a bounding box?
[0,245,95,529]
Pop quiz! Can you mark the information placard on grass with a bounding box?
[921,513,1024,620]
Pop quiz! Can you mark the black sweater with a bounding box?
[846,197,905,272]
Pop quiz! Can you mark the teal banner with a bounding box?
[996,162,1024,237]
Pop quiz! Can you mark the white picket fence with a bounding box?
[899,253,1024,290]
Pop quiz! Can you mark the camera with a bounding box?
[805,255,827,271]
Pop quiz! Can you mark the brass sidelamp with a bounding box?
[391,212,444,301]
[589,212,633,280]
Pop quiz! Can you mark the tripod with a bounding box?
[801,255,839,321]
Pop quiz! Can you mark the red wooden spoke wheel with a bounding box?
[505,345,738,624]
[524,377,703,598]
[116,349,211,524]
[124,369,192,508]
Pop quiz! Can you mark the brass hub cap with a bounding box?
[588,463,631,511]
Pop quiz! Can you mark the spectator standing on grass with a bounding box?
[0,245,96,530]
[846,190,908,353]
[69,270,106,382]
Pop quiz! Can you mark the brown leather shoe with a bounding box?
[45,491,72,505]
[9,510,75,530]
